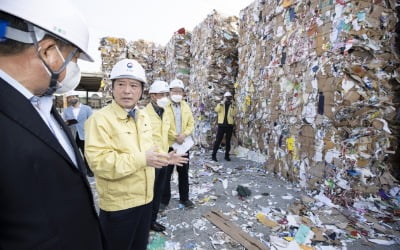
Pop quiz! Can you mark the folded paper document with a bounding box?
[172,136,194,154]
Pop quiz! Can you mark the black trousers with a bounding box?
[99,202,152,250]
[162,148,190,205]
[75,133,85,153]
[212,125,234,157]
[75,133,93,176]
[151,167,167,223]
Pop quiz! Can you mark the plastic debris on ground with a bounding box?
[156,151,400,249]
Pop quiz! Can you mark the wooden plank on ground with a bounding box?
[203,209,269,250]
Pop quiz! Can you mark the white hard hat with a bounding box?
[110,59,147,84]
[224,91,232,97]
[1,0,93,62]
[169,79,185,89]
[65,90,79,97]
[149,80,170,94]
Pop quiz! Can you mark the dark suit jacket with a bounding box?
[0,78,105,249]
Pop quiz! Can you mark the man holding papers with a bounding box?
[161,79,195,209]
[63,90,94,176]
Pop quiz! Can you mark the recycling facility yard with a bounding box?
[89,148,400,249]
[91,1,400,249]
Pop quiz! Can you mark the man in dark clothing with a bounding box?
[212,91,236,162]
[0,1,105,249]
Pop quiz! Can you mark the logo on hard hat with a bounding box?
[127,62,133,68]
[52,26,66,35]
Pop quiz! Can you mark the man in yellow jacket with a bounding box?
[161,79,195,210]
[145,80,188,232]
[212,91,236,162]
[85,59,171,250]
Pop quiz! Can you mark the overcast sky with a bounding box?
[69,0,254,72]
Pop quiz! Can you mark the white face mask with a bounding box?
[156,96,169,108]
[55,46,81,94]
[54,61,81,94]
[41,46,82,95]
[170,94,183,103]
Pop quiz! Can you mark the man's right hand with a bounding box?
[145,146,169,168]
[176,134,186,144]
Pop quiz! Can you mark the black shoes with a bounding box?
[180,200,195,208]
[151,221,166,232]
[213,154,231,162]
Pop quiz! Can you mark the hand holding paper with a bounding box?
[176,134,186,144]
[172,136,194,155]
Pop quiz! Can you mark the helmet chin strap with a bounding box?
[140,83,144,100]
[27,23,77,96]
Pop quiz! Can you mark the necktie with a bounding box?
[30,96,78,166]
[156,108,164,118]
[128,109,136,121]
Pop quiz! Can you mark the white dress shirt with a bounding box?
[0,70,78,167]
[72,104,81,119]
[172,103,182,134]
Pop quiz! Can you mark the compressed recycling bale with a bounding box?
[165,28,192,86]
[236,0,400,191]
[189,10,239,147]
[100,38,166,103]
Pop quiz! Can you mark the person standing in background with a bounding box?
[63,90,93,177]
[161,79,195,210]
[211,91,236,162]
[146,80,188,232]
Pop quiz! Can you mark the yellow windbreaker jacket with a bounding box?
[145,103,174,153]
[84,101,154,211]
[167,100,195,146]
[215,102,236,125]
